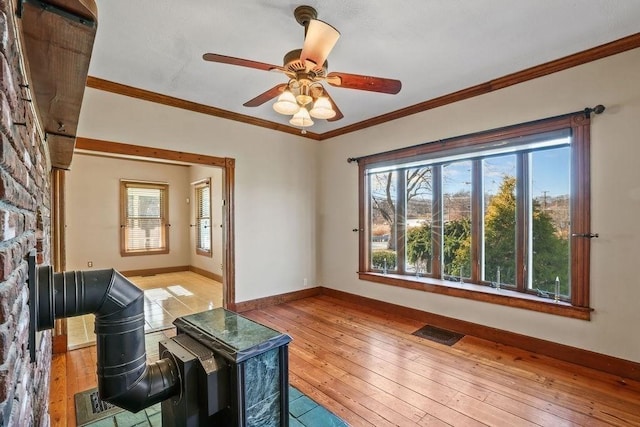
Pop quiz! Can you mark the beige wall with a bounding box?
[318,48,640,363]
[77,93,319,303]
[189,165,223,276]
[65,154,191,271]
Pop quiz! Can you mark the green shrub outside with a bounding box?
[372,250,397,270]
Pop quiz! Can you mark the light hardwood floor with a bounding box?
[52,294,640,426]
[245,296,640,426]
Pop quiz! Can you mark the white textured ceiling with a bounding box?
[88,0,640,135]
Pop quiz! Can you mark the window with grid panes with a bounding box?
[120,180,169,255]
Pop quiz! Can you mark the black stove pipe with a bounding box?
[32,265,179,413]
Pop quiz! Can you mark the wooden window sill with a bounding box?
[358,272,592,320]
[120,249,170,257]
[196,249,213,257]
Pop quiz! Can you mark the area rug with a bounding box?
[75,385,347,427]
[412,324,465,346]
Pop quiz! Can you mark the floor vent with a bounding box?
[412,325,464,346]
[75,389,121,426]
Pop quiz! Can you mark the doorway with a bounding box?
[51,137,236,351]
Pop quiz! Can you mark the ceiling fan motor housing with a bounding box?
[283,49,327,78]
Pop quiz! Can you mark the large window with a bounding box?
[194,179,212,256]
[358,113,592,319]
[120,180,169,256]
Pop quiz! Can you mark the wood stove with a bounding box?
[160,308,292,426]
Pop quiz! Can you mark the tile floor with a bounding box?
[67,271,223,349]
[289,386,348,427]
[79,386,347,427]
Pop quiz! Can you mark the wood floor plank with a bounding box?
[254,310,438,425]
[271,300,491,399]
[288,351,398,427]
[482,390,588,427]
[289,372,372,427]
[303,295,640,425]
[259,300,581,426]
[444,338,640,425]
[456,336,640,402]
[259,305,462,403]
[253,309,415,425]
[446,391,538,427]
[49,354,67,427]
[252,305,487,426]
[256,302,640,425]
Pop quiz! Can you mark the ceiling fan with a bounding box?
[203,5,402,131]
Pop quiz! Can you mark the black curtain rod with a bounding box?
[347,105,605,164]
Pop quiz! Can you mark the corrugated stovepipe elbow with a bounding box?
[34,267,179,412]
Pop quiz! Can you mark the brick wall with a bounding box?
[0,1,52,426]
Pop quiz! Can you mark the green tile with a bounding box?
[298,405,348,427]
[85,418,116,427]
[289,395,318,418]
[289,415,306,427]
[114,410,149,427]
[148,412,162,427]
[145,403,162,417]
[289,386,304,401]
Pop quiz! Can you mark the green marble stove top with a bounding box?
[174,308,291,362]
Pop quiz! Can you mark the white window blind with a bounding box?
[194,180,212,255]
[121,181,169,255]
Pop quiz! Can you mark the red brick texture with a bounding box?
[0,3,52,427]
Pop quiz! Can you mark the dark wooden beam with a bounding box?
[18,0,97,169]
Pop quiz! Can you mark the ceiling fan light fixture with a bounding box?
[295,83,313,106]
[273,89,300,115]
[296,93,313,106]
[289,106,314,127]
[309,96,336,119]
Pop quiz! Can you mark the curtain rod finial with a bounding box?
[584,104,605,118]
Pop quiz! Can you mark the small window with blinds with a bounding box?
[120,180,170,256]
[194,179,212,256]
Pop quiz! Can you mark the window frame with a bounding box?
[120,180,170,256]
[194,179,213,257]
[357,113,593,320]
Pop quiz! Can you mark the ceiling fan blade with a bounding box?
[300,19,340,71]
[243,84,288,107]
[326,72,402,94]
[203,53,281,72]
[324,90,343,122]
